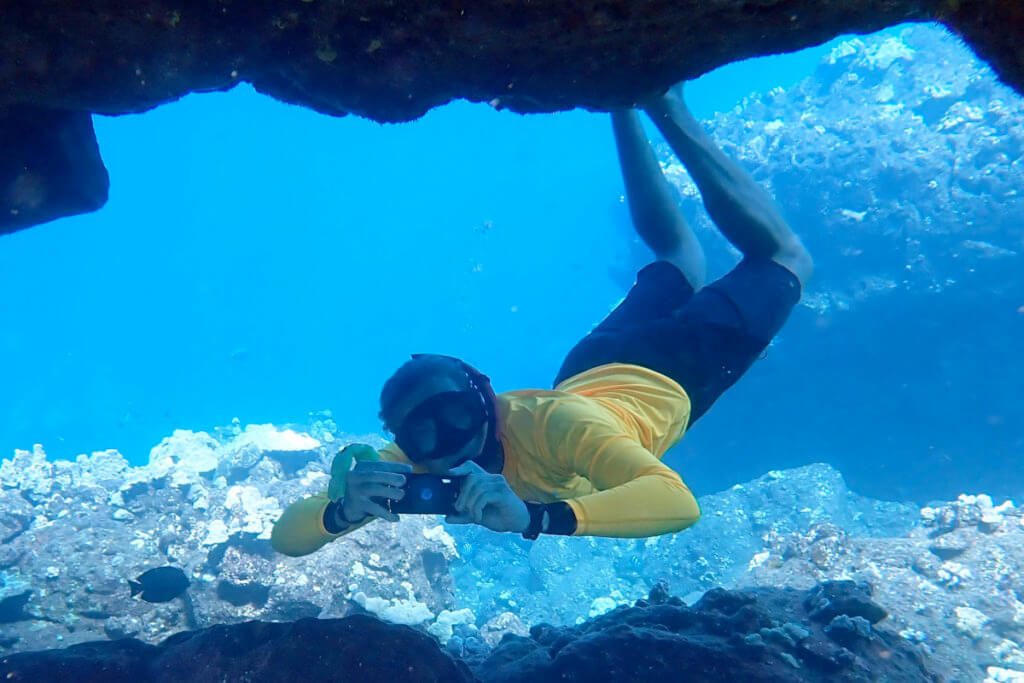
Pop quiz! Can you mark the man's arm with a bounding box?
[547,415,701,538]
[270,443,413,557]
[270,491,372,557]
[562,442,700,537]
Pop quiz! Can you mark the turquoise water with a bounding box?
[0,36,849,466]
[1,23,1023,680]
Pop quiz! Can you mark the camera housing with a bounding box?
[373,473,464,515]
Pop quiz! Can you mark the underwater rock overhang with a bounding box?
[1,0,1022,234]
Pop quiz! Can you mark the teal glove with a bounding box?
[327,443,380,501]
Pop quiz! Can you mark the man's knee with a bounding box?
[663,247,707,292]
[771,240,813,289]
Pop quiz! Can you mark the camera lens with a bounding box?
[420,489,433,501]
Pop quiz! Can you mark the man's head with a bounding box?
[379,354,494,473]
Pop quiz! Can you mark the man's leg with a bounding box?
[611,109,707,291]
[644,86,813,288]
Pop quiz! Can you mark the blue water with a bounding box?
[0,37,841,466]
[3,25,1023,680]
[16,25,1016,504]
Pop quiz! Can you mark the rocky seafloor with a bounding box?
[0,580,939,682]
[0,415,1020,681]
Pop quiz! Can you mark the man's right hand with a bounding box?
[340,461,411,524]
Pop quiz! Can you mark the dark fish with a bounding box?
[128,566,190,603]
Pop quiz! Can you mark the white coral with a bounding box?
[148,430,219,478]
[0,445,53,497]
[863,37,915,70]
[937,561,973,587]
[223,485,282,539]
[954,606,989,640]
[353,592,434,625]
[987,666,1024,683]
[229,424,319,453]
[423,524,459,559]
[427,608,475,643]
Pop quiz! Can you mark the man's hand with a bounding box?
[340,461,412,524]
[445,461,530,533]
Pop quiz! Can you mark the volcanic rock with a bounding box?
[3,0,1023,233]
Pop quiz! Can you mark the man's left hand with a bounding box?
[446,461,530,533]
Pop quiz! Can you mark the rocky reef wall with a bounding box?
[0,419,1021,680]
[648,25,1023,503]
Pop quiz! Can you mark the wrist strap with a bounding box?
[324,500,346,533]
[325,499,365,533]
[521,503,546,540]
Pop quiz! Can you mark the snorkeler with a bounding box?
[271,84,812,556]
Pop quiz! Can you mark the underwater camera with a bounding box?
[373,474,464,515]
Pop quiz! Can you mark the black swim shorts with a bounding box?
[553,259,801,425]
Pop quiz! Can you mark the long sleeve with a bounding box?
[545,410,700,538]
[270,443,413,557]
[270,491,375,557]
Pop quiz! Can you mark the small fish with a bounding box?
[128,566,190,603]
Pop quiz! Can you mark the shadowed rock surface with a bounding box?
[0,582,939,683]
[2,0,1023,233]
[480,581,940,682]
[0,614,474,683]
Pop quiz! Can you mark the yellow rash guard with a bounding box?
[271,363,700,557]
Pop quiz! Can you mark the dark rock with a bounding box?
[928,531,972,560]
[0,107,109,235]
[694,587,757,616]
[824,615,874,647]
[797,638,857,672]
[648,579,671,604]
[479,582,940,682]
[0,592,32,624]
[268,599,321,622]
[2,0,1023,233]
[527,622,573,653]
[547,624,790,682]
[804,581,888,625]
[0,614,474,683]
[75,609,114,621]
[151,616,473,683]
[215,580,270,607]
[477,635,549,681]
[102,617,142,641]
[0,547,23,570]
[0,639,154,681]
[743,632,768,650]
[0,492,34,545]
[760,625,798,649]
